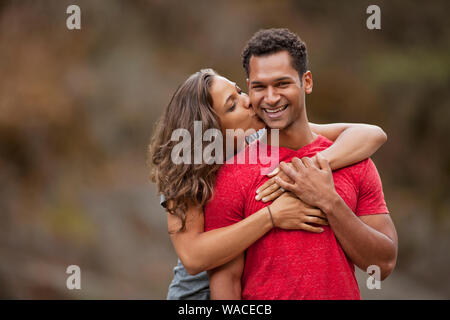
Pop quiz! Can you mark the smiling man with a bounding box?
[204,28,398,300]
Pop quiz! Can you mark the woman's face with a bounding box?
[209,75,265,136]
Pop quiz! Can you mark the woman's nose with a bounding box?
[242,93,251,109]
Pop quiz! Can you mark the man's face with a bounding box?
[247,50,311,130]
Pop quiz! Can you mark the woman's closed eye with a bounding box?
[228,101,236,112]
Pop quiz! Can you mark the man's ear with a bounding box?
[303,71,313,94]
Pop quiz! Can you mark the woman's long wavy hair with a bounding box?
[148,69,222,232]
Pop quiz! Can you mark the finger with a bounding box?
[299,223,324,233]
[279,161,299,181]
[306,209,328,220]
[296,198,314,209]
[274,176,296,193]
[311,155,320,168]
[278,163,295,183]
[267,166,279,177]
[291,157,304,171]
[261,188,284,203]
[278,172,294,184]
[256,178,275,194]
[258,183,280,201]
[304,215,329,226]
[316,153,331,172]
[301,157,316,169]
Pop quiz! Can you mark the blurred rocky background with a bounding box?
[0,0,449,299]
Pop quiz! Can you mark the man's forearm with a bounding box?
[321,193,397,279]
[208,254,244,300]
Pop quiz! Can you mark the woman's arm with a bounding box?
[168,205,272,275]
[309,122,387,170]
[168,194,327,275]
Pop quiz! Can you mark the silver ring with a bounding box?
[280,187,285,192]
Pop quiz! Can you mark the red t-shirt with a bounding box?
[204,135,389,300]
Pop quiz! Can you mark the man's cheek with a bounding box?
[250,94,261,107]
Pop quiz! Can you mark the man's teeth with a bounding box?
[265,105,287,113]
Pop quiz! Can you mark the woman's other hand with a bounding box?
[255,163,295,202]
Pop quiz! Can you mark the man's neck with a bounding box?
[267,113,316,150]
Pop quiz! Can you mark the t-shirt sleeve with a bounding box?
[355,159,389,216]
[204,165,246,231]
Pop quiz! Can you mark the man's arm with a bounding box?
[319,196,397,280]
[275,154,398,280]
[208,253,244,300]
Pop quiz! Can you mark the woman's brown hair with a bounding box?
[148,69,222,232]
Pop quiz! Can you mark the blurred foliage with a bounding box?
[0,0,449,298]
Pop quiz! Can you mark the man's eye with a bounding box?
[278,82,289,87]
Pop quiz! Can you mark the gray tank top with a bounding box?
[163,129,265,300]
[167,259,210,300]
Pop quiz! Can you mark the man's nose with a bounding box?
[264,87,280,106]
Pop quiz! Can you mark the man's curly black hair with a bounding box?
[241,28,308,79]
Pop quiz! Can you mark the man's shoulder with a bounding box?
[341,157,376,172]
[334,157,370,174]
[333,158,379,187]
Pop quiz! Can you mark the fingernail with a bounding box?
[255,195,261,201]
[256,189,260,194]
[262,197,267,202]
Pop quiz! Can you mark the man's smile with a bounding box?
[262,104,289,119]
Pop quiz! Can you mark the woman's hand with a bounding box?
[269,192,328,233]
[256,163,295,202]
